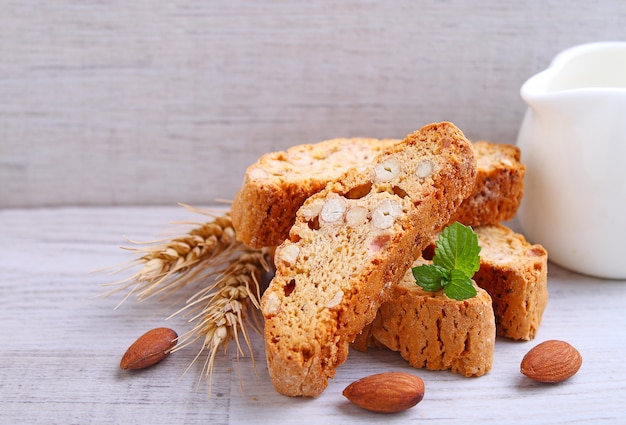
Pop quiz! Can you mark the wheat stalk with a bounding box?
[172,248,272,395]
[103,205,274,395]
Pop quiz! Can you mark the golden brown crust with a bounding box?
[261,122,476,397]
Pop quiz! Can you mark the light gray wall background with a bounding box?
[2,1,625,208]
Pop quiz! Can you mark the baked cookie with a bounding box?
[418,224,548,340]
[260,122,476,397]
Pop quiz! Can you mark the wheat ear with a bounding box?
[103,205,275,395]
[104,211,240,305]
[172,248,272,395]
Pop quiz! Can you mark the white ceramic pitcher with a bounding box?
[516,41,626,280]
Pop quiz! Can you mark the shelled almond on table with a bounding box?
[520,340,582,383]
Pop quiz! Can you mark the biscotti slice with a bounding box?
[231,137,398,248]
[450,141,525,226]
[261,122,476,397]
[232,139,523,248]
[471,224,548,340]
[353,265,496,378]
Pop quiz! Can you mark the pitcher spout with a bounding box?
[523,41,626,106]
[520,68,555,108]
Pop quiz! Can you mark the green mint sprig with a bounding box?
[412,222,481,301]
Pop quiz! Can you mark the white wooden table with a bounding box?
[1,206,625,424]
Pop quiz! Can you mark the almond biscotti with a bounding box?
[260,122,476,397]
[353,267,496,378]
[232,139,524,248]
[471,224,548,340]
[231,137,398,248]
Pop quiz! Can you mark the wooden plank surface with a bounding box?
[1,206,625,424]
[2,1,626,208]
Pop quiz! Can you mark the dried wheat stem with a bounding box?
[173,248,271,395]
[102,204,275,396]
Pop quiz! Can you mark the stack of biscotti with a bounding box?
[230,123,548,395]
[232,135,546,339]
[352,224,548,377]
[260,122,477,397]
[232,140,524,248]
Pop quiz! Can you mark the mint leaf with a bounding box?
[412,222,481,301]
[443,269,478,301]
[433,222,481,276]
[412,264,449,291]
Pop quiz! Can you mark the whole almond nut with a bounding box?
[342,371,425,413]
[520,340,582,383]
[371,199,403,229]
[120,327,178,370]
[320,197,346,223]
[374,157,401,181]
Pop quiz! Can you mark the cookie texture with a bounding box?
[260,122,476,397]
[353,270,495,378]
[232,138,523,248]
